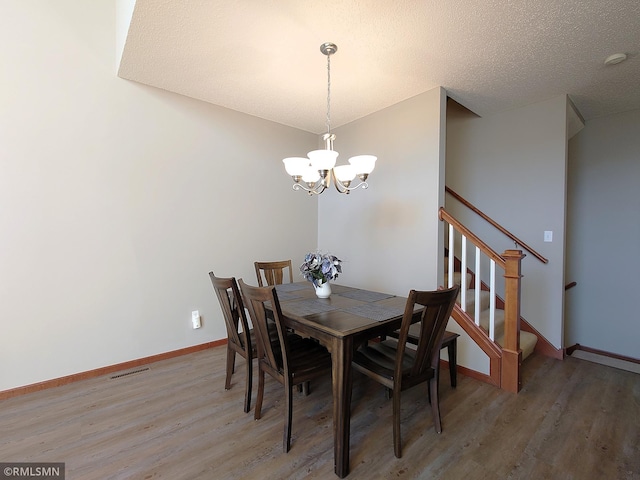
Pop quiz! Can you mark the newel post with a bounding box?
[501,249,524,393]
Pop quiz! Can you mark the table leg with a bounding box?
[331,336,353,478]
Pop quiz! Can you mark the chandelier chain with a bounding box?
[326,52,331,135]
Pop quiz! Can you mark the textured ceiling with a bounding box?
[119,0,640,134]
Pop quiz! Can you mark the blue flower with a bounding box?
[300,252,342,287]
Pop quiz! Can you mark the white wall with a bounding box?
[317,88,446,296]
[565,109,640,359]
[446,96,569,362]
[0,1,318,392]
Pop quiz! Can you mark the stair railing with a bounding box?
[440,207,524,393]
[446,186,548,264]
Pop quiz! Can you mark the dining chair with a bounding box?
[254,260,294,287]
[238,279,332,453]
[209,272,256,413]
[386,328,461,388]
[352,285,460,458]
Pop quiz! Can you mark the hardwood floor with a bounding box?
[1,346,639,479]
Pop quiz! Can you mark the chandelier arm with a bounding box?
[333,180,346,194]
[332,170,369,194]
[292,181,327,195]
[335,179,370,192]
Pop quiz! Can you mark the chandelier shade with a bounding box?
[283,157,309,177]
[283,43,377,195]
[308,149,338,171]
[302,166,321,183]
[348,155,377,177]
[333,164,356,183]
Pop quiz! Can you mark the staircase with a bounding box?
[447,264,538,361]
[441,208,542,392]
[440,188,551,392]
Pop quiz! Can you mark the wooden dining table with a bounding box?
[272,282,417,478]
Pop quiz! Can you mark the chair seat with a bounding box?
[268,333,331,379]
[352,340,416,384]
[287,337,332,380]
[390,325,458,347]
[386,328,460,387]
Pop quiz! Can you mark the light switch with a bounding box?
[544,231,553,242]
[191,310,201,329]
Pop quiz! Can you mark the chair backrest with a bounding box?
[394,285,460,382]
[254,260,294,287]
[209,272,251,351]
[238,279,290,377]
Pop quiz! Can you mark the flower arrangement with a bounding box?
[300,252,342,287]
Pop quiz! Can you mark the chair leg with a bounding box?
[392,388,402,458]
[429,376,442,433]
[433,352,441,398]
[225,347,235,390]
[243,355,253,413]
[448,339,458,388]
[254,368,265,420]
[284,379,293,452]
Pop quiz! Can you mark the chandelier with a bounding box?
[283,43,377,195]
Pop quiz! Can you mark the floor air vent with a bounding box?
[110,367,150,379]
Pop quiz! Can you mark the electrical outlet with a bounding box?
[544,231,553,242]
[191,310,201,329]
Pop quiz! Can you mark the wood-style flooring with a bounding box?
[1,346,639,479]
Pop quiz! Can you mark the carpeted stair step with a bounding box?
[445,258,538,362]
[471,306,537,360]
[447,271,473,289]
[477,307,505,339]
[456,289,491,314]
[478,309,537,360]
[444,258,472,289]
[495,331,538,360]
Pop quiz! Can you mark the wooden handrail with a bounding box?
[445,186,548,264]
[439,207,506,268]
